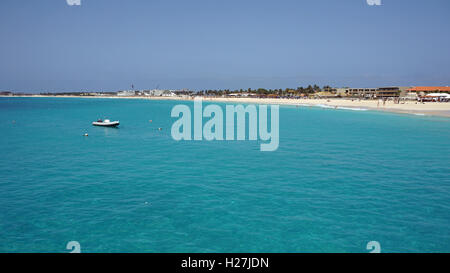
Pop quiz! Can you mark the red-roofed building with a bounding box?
[407,86,450,94]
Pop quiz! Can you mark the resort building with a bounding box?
[347,88,378,98]
[407,86,450,96]
[376,87,401,98]
[337,86,411,99]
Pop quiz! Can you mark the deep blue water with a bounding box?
[0,97,449,253]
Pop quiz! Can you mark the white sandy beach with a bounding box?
[200,97,450,117]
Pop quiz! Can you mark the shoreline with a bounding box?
[3,95,450,118]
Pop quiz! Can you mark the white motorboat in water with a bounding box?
[92,119,120,127]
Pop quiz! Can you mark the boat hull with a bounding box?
[92,121,120,127]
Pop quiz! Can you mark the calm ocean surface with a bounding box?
[0,97,449,253]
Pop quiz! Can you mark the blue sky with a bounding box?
[0,0,449,92]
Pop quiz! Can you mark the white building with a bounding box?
[144,89,175,97]
[117,90,135,96]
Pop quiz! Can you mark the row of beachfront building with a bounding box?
[322,86,450,99]
[222,86,450,101]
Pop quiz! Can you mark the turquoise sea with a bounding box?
[0,97,449,253]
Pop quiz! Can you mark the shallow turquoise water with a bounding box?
[0,97,449,253]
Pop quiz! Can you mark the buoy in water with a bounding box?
[158,127,162,131]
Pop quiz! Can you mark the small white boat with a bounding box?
[92,119,120,127]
